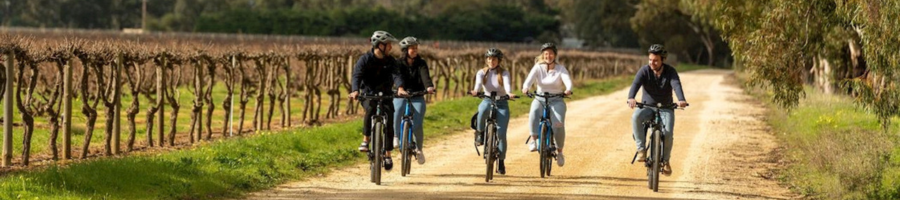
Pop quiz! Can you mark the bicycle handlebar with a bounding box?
[634,102,689,109]
[526,91,570,99]
[357,93,395,100]
[471,92,518,100]
[397,90,432,97]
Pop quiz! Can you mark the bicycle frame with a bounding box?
[527,92,567,178]
[397,91,429,177]
[397,91,428,152]
[629,102,686,192]
[473,91,514,182]
[357,92,393,185]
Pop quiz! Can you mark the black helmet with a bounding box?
[648,44,667,58]
[540,43,557,55]
[399,37,419,50]
[371,30,398,47]
[485,48,504,60]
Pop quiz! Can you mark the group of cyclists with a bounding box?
[348,30,688,178]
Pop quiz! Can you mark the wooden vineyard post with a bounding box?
[157,52,166,147]
[62,54,73,159]
[113,52,123,154]
[2,52,13,166]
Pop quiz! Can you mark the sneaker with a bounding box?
[474,131,484,146]
[557,152,565,167]
[416,150,426,165]
[528,141,537,152]
[496,159,506,175]
[637,149,647,162]
[393,137,400,149]
[384,157,393,171]
[359,142,369,152]
[661,162,672,176]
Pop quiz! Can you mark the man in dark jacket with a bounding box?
[349,30,407,171]
[626,44,688,176]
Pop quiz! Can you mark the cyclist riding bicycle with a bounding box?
[522,43,572,167]
[627,44,688,176]
[350,30,407,171]
[392,36,435,165]
[471,48,516,175]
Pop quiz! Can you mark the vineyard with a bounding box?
[0,31,645,168]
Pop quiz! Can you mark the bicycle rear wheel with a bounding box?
[401,121,412,177]
[484,123,496,182]
[373,121,384,185]
[651,129,662,192]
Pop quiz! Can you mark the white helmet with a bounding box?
[371,30,398,47]
[399,36,419,50]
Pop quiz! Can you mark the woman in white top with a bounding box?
[521,43,573,167]
[470,48,516,175]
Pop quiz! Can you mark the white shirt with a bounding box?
[522,63,573,94]
[473,68,512,96]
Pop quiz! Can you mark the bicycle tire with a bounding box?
[373,121,384,185]
[546,126,553,177]
[401,121,411,177]
[484,123,496,182]
[546,151,553,177]
[539,124,548,178]
[651,128,662,192]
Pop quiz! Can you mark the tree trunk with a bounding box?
[166,66,181,147]
[281,58,291,128]
[16,62,39,165]
[125,62,144,152]
[80,62,100,159]
[189,62,203,143]
[222,56,236,137]
[204,61,215,140]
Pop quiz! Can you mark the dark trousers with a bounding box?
[363,99,395,151]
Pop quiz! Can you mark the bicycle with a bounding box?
[396,90,432,177]
[630,102,688,192]
[473,91,517,182]
[357,92,394,185]
[525,91,568,178]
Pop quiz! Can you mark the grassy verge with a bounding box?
[739,75,900,199]
[0,76,633,199]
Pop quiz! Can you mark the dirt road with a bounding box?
[245,69,795,199]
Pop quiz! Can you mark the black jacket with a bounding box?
[351,50,403,95]
[627,64,686,105]
[394,56,434,94]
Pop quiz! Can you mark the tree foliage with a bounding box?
[557,0,640,48]
[689,0,898,128]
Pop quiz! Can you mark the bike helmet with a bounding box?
[370,30,398,47]
[540,43,557,55]
[648,44,667,58]
[399,36,419,50]
[484,48,504,60]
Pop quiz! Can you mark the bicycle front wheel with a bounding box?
[401,121,412,177]
[539,124,548,178]
[484,123,496,182]
[373,121,384,185]
[650,128,662,192]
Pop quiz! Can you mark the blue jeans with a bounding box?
[476,98,510,160]
[529,97,567,149]
[632,107,675,162]
[393,96,426,151]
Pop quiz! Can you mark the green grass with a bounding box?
[0,76,633,199]
[742,77,900,199]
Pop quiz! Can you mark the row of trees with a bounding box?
[0,31,646,167]
[687,0,897,128]
[1,0,561,43]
